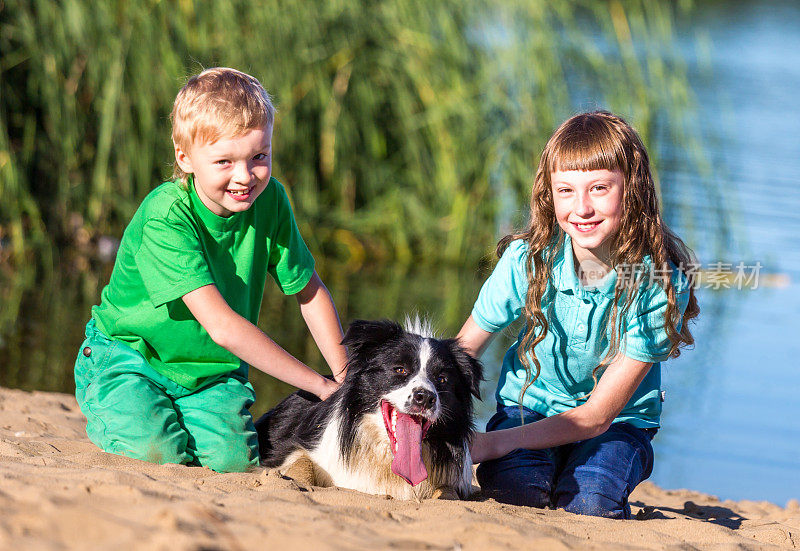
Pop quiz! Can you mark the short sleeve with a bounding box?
[622,272,691,363]
[135,217,214,307]
[471,240,530,333]
[267,184,315,295]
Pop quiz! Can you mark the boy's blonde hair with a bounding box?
[170,67,275,183]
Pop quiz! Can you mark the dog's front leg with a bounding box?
[430,487,460,500]
[282,454,332,489]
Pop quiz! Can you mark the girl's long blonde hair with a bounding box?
[499,111,699,400]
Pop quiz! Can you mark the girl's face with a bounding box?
[551,169,624,268]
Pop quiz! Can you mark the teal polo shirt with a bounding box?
[471,237,690,428]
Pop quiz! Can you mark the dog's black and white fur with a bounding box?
[255,318,482,500]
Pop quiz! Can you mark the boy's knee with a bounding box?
[185,416,259,473]
[200,451,258,473]
[82,404,192,466]
[178,378,259,473]
[106,433,191,466]
[194,436,259,473]
[78,376,193,466]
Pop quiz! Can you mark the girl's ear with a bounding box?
[174,142,194,174]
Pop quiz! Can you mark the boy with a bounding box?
[74,67,348,473]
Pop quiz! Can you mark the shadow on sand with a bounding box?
[631,500,746,529]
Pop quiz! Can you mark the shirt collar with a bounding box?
[552,235,618,299]
[187,175,243,232]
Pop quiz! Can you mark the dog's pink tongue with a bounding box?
[391,412,428,486]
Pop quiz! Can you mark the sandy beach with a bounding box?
[1,386,797,550]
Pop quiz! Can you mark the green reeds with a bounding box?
[1,0,703,258]
[0,0,713,393]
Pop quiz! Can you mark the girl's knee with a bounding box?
[556,489,631,519]
[480,481,551,508]
[554,473,633,519]
[477,455,552,508]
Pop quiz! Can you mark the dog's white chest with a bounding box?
[306,414,440,500]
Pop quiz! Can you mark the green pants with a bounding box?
[74,319,260,472]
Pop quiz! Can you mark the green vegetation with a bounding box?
[0,0,707,397]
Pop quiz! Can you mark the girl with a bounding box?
[458,111,699,518]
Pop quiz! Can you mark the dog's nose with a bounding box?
[411,388,436,410]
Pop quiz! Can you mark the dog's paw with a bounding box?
[430,487,460,501]
[282,456,317,488]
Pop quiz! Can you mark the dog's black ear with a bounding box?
[447,340,484,400]
[341,319,403,360]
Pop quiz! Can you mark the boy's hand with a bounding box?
[296,272,349,384]
[316,378,340,401]
[332,367,347,384]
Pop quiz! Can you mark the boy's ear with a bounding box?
[174,142,194,174]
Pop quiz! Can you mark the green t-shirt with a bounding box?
[92,176,315,389]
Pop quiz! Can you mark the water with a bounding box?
[648,0,800,506]
[2,0,799,507]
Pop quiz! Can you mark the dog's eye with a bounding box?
[437,373,448,385]
[394,366,409,376]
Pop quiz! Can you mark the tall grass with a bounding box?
[0,0,713,394]
[1,0,701,255]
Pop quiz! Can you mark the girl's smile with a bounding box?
[551,168,624,270]
[573,221,601,232]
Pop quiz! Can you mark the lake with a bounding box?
[649,0,800,506]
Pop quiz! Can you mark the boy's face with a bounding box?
[175,125,273,217]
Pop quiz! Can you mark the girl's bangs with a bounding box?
[547,125,627,174]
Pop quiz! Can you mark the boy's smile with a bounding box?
[175,126,273,217]
[551,169,624,273]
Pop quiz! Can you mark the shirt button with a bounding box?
[82,347,92,357]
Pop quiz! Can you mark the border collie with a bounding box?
[255,318,482,500]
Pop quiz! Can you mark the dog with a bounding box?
[255,318,482,500]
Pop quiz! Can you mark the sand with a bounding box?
[1,386,798,550]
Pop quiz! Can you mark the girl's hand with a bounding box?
[470,353,655,464]
[470,431,504,464]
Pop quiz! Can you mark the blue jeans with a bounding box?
[476,404,656,519]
